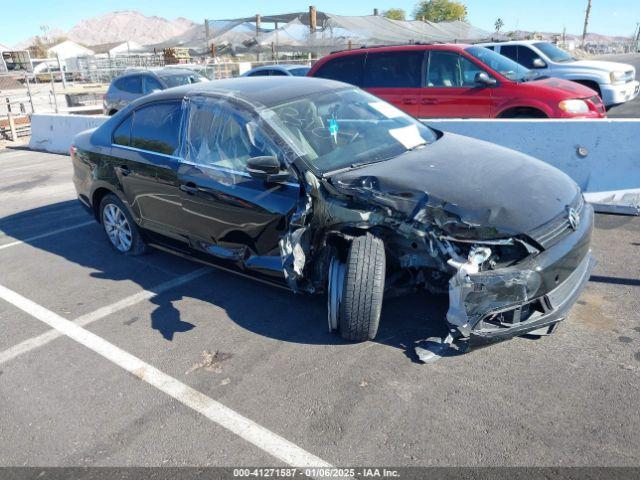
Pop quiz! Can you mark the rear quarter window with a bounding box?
[313,54,366,86]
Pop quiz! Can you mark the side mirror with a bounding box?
[247,156,290,183]
[475,72,497,86]
[532,58,547,69]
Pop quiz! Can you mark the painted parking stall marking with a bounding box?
[0,283,334,470]
[0,267,211,365]
[0,220,95,250]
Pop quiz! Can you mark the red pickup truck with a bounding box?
[307,44,606,119]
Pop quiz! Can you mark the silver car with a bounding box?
[103,68,207,115]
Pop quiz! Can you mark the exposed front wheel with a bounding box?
[99,194,147,256]
[328,234,386,342]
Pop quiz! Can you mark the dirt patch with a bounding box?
[186,350,232,374]
[569,292,616,331]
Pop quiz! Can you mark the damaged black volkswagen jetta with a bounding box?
[72,77,595,353]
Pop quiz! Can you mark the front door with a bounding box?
[178,96,299,271]
[420,50,493,118]
[110,100,187,241]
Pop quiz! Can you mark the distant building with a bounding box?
[47,40,95,59]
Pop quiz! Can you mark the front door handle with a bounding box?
[117,165,131,176]
[421,98,439,105]
[180,183,199,195]
[401,97,418,105]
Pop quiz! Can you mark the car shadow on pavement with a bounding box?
[2,200,450,363]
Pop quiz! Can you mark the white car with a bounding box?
[479,40,640,107]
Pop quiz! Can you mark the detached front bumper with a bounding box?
[448,204,595,350]
[601,80,640,106]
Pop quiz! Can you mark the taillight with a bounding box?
[70,145,76,159]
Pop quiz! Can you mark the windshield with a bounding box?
[161,73,207,88]
[534,42,575,62]
[465,46,533,82]
[261,88,437,173]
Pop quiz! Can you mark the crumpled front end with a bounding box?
[447,202,595,350]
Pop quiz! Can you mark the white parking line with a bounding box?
[0,221,95,251]
[0,267,211,365]
[0,283,333,469]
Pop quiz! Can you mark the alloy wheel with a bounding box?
[102,203,133,252]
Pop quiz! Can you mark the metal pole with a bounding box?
[256,14,261,62]
[56,53,67,89]
[24,73,35,113]
[47,62,59,114]
[309,5,317,60]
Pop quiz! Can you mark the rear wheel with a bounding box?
[99,194,147,256]
[328,234,386,342]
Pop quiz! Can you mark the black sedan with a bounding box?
[71,77,595,354]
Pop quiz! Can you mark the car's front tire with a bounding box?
[99,194,147,256]
[331,233,386,342]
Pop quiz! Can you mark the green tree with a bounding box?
[413,0,468,22]
[383,8,407,21]
[494,17,504,33]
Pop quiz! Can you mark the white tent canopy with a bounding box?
[47,40,94,60]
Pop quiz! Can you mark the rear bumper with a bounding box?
[448,204,595,349]
[601,80,640,106]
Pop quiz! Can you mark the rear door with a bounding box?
[362,50,425,117]
[421,50,493,118]
[178,96,299,264]
[110,100,187,241]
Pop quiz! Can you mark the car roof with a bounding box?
[115,68,200,79]
[248,64,309,72]
[479,40,545,46]
[329,43,471,56]
[137,76,351,108]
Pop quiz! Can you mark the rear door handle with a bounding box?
[401,97,418,105]
[179,183,199,195]
[117,165,131,176]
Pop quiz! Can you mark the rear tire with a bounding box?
[99,193,147,256]
[338,234,386,342]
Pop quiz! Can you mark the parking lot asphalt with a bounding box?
[1,148,639,468]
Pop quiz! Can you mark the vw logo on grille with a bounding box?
[567,207,580,230]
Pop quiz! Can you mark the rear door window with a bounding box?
[500,45,538,69]
[130,101,183,156]
[313,54,366,86]
[363,51,423,88]
[143,76,163,93]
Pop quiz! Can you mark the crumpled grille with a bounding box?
[528,194,584,249]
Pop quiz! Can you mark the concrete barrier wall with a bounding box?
[27,114,639,213]
[29,114,108,155]
[423,119,640,214]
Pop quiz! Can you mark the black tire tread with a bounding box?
[339,234,385,342]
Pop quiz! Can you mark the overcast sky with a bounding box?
[2,0,638,46]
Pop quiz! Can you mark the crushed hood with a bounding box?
[329,132,579,240]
